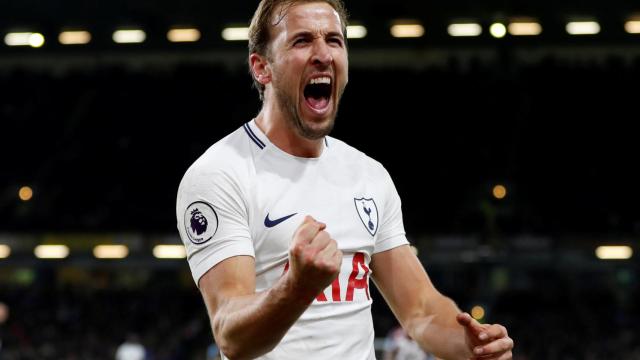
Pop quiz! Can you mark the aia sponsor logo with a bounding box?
[283,252,371,303]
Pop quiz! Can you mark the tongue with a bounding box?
[307,96,329,110]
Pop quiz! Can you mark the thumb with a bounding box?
[302,215,326,231]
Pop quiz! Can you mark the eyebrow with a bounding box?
[289,30,345,40]
[326,31,345,39]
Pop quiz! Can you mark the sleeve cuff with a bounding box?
[373,233,409,254]
[190,240,255,287]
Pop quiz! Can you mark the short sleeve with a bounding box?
[176,168,254,286]
[373,167,409,254]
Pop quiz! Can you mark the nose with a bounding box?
[311,40,333,67]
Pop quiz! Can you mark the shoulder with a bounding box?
[328,136,390,178]
[180,127,254,188]
[176,126,259,210]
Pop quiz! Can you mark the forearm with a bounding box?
[211,273,316,359]
[405,296,471,360]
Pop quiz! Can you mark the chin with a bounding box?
[297,113,335,140]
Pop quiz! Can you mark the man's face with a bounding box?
[266,2,348,140]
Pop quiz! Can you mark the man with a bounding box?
[176,1,514,359]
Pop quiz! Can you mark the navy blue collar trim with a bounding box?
[244,122,265,149]
[244,121,329,150]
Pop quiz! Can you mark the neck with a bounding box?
[255,100,324,158]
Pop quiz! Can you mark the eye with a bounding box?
[293,38,309,46]
[328,37,344,47]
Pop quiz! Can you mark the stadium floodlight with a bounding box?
[0,245,10,259]
[153,245,186,259]
[29,33,45,47]
[113,29,146,44]
[346,25,367,39]
[18,186,33,201]
[222,27,250,41]
[390,23,425,38]
[492,185,507,200]
[448,23,482,37]
[566,21,600,35]
[34,245,69,259]
[59,31,91,45]
[490,23,507,38]
[508,22,542,36]
[596,246,633,260]
[4,32,45,47]
[471,305,485,320]
[93,245,129,259]
[625,21,640,34]
[167,28,201,42]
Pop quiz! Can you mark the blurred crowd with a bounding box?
[3,56,640,236]
[0,279,209,359]
[0,263,637,359]
[2,54,639,359]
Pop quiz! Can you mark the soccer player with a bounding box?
[176,1,514,359]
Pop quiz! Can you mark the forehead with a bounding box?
[273,2,343,36]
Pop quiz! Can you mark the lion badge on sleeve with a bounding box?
[184,201,219,244]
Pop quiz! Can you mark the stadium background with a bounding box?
[1,0,639,358]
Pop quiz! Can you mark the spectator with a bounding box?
[383,326,435,360]
[115,334,146,360]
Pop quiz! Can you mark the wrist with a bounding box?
[279,271,319,307]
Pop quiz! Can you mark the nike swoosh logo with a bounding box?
[264,213,297,228]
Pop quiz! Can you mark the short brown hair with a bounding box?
[248,0,349,100]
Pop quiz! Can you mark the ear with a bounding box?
[250,53,272,85]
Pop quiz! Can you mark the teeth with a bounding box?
[309,77,331,85]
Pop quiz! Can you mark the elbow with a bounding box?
[212,318,243,360]
[213,319,276,360]
[215,333,246,360]
[218,343,244,360]
[218,341,276,360]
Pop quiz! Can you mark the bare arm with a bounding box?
[371,245,470,360]
[199,256,309,359]
[371,245,513,360]
[199,216,342,359]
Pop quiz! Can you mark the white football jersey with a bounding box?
[176,119,408,360]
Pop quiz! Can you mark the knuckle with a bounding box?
[327,261,339,272]
[502,338,511,350]
[320,261,337,274]
[289,244,301,256]
[501,325,508,336]
[319,230,331,241]
[333,263,341,273]
[317,231,330,242]
[304,252,316,264]
[314,259,326,269]
[489,324,500,335]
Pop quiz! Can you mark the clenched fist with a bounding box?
[287,215,343,300]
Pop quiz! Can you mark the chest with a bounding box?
[247,159,385,273]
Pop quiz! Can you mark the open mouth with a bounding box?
[303,77,332,111]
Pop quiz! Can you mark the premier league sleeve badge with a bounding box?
[184,201,219,244]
